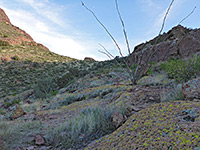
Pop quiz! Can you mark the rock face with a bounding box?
[0,8,11,24]
[128,25,200,64]
[182,77,200,100]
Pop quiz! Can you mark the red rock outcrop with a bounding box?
[0,8,49,51]
[128,25,200,64]
[0,8,11,24]
[84,57,96,62]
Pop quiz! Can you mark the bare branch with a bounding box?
[99,43,116,59]
[134,45,148,80]
[159,0,175,36]
[82,2,136,84]
[115,0,131,55]
[132,0,175,81]
[98,50,113,60]
[178,6,196,25]
[81,1,124,57]
[98,44,133,82]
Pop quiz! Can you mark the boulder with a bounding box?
[84,57,95,62]
[35,134,45,145]
[182,78,200,100]
[111,112,127,128]
[9,105,26,120]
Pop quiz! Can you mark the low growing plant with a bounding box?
[0,120,42,149]
[47,107,115,149]
[161,55,200,82]
[160,84,184,102]
[4,98,21,108]
[0,40,9,46]
[11,55,20,61]
[33,77,57,99]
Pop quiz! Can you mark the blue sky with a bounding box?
[0,0,199,60]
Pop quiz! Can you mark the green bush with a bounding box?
[55,67,87,89]
[11,55,20,61]
[146,62,156,75]
[161,56,200,83]
[47,107,115,149]
[5,98,21,108]
[0,108,6,115]
[0,120,42,149]
[3,34,8,38]
[58,96,78,106]
[55,72,74,89]
[33,77,57,99]
[0,40,9,46]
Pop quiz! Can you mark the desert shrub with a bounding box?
[0,120,42,149]
[55,67,88,89]
[11,55,20,61]
[34,77,57,99]
[3,34,8,38]
[58,96,78,106]
[146,62,156,75]
[0,108,6,115]
[47,107,115,149]
[0,40,9,46]
[55,72,74,89]
[44,93,86,110]
[160,84,184,102]
[4,98,21,108]
[31,62,40,68]
[189,54,200,76]
[161,56,200,83]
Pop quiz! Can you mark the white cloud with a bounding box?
[17,0,65,27]
[139,0,162,16]
[145,0,180,37]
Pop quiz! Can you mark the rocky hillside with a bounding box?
[0,8,11,24]
[0,8,42,47]
[128,25,200,64]
[0,8,200,150]
[0,8,74,62]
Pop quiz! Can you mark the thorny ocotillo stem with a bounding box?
[115,0,131,55]
[81,1,124,58]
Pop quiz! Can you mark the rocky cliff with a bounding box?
[128,25,200,64]
[0,8,48,50]
[0,8,11,24]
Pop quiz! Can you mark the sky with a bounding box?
[0,0,199,60]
